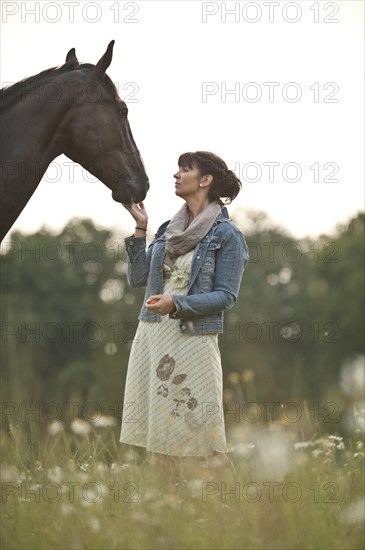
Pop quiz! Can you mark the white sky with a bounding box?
[1,0,364,239]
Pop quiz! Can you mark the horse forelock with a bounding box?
[0,62,119,110]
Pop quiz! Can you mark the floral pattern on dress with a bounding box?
[155,354,199,418]
[156,354,175,381]
[157,384,169,397]
[170,267,190,288]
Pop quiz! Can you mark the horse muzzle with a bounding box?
[112,178,149,204]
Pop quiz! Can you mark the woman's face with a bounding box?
[173,164,204,199]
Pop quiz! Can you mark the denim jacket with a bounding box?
[124,207,249,334]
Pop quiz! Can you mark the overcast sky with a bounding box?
[1,0,364,239]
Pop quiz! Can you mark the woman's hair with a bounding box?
[177,151,242,204]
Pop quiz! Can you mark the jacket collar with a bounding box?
[216,206,230,223]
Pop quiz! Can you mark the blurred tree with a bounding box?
[0,219,144,424]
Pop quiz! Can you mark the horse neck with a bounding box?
[2,71,78,180]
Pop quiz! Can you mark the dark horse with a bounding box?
[0,41,149,242]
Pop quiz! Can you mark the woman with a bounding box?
[119,151,249,478]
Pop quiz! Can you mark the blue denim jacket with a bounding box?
[124,207,249,334]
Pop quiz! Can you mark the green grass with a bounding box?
[1,413,364,550]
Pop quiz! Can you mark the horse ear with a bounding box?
[95,40,115,77]
[65,48,79,68]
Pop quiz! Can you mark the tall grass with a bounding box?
[1,404,364,550]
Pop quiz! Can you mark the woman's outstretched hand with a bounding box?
[146,295,176,315]
[123,202,148,229]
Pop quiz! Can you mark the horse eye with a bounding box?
[119,108,128,118]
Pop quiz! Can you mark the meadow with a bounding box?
[1,400,364,550]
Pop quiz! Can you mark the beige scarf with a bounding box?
[164,201,222,269]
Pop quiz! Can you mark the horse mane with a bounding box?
[0,63,119,110]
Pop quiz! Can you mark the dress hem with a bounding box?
[119,439,228,458]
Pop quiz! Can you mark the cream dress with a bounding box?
[119,248,227,456]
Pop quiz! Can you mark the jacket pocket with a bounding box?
[202,237,222,270]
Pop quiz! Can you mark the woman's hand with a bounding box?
[145,295,177,316]
[123,202,148,229]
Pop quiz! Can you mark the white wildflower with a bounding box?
[312,449,324,458]
[355,410,365,431]
[340,355,365,398]
[187,480,202,498]
[95,462,108,476]
[70,418,91,435]
[47,420,64,435]
[231,442,255,457]
[253,428,294,481]
[47,466,63,484]
[294,441,314,450]
[328,435,343,442]
[92,415,116,428]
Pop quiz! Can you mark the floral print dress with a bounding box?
[119,248,227,456]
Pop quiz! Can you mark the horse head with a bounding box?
[60,41,149,204]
